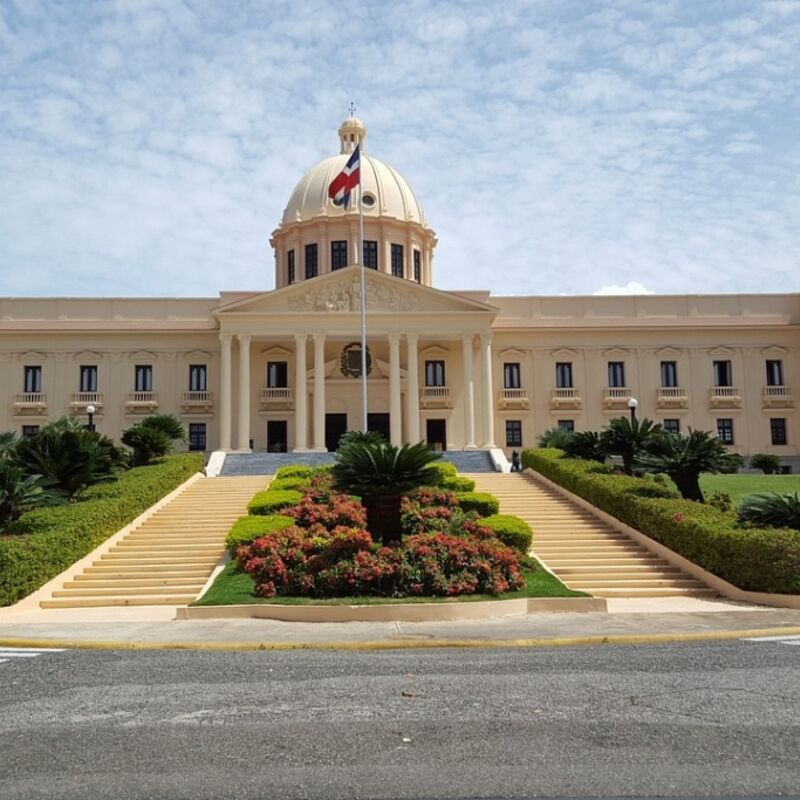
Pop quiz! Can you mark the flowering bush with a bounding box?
[237,525,524,599]
[401,488,460,535]
[283,490,367,531]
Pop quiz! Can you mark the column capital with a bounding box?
[387,333,402,346]
[406,332,419,345]
[312,332,326,344]
[237,333,251,345]
[294,332,308,344]
[462,333,475,347]
[480,333,493,346]
[219,333,233,345]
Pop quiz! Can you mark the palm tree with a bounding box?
[331,441,441,545]
[121,426,173,466]
[739,492,800,530]
[140,414,186,442]
[537,427,575,449]
[0,462,63,528]
[600,417,663,476]
[0,431,19,461]
[563,430,607,462]
[638,429,740,502]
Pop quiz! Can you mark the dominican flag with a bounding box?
[328,145,361,208]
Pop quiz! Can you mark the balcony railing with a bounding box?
[656,386,688,408]
[603,386,632,408]
[70,392,103,409]
[259,387,293,407]
[420,386,451,407]
[762,385,794,408]
[498,388,529,408]
[709,386,741,407]
[181,391,213,411]
[550,388,582,409]
[126,391,158,410]
[13,392,46,411]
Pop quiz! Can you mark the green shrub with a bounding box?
[739,492,800,530]
[480,514,533,552]
[274,465,329,480]
[0,454,203,606]
[707,491,733,513]
[440,475,476,492]
[537,427,575,449]
[248,489,303,516]
[225,514,294,552]
[425,461,458,486]
[456,492,500,516]
[750,453,782,475]
[522,448,800,594]
[267,476,309,493]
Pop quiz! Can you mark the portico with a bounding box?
[213,266,497,453]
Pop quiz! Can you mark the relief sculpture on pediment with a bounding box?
[288,279,422,312]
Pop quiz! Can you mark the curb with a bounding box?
[1,626,799,652]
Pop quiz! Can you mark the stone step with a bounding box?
[564,577,708,589]
[41,596,198,608]
[588,587,717,598]
[53,585,204,597]
[77,569,211,579]
[62,578,206,589]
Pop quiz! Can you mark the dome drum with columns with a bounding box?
[270,117,438,288]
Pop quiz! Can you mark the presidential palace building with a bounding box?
[1,117,798,463]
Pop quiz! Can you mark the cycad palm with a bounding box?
[601,417,663,475]
[331,441,441,545]
[739,492,800,530]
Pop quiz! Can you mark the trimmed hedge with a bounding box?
[248,489,303,516]
[267,476,309,493]
[440,475,476,493]
[480,514,533,553]
[0,454,203,607]
[456,491,500,516]
[522,448,800,595]
[426,461,458,485]
[225,514,294,553]
[274,465,329,480]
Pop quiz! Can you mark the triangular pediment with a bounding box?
[602,347,630,358]
[214,266,497,317]
[761,345,788,357]
[655,346,683,358]
[707,345,736,357]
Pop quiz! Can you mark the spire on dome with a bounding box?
[339,114,366,154]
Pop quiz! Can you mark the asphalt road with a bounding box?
[0,640,798,800]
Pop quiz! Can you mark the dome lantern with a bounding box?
[338,116,366,154]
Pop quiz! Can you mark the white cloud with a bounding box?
[594,282,656,296]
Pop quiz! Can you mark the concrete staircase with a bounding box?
[466,472,715,598]
[441,451,496,472]
[221,452,335,475]
[40,476,267,608]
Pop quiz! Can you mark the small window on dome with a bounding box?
[362,193,375,207]
[332,196,345,207]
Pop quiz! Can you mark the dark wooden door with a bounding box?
[426,419,446,451]
[267,420,288,453]
[367,412,391,443]
[325,413,348,452]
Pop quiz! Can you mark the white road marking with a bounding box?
[0,647,65,666]
[741,635,800,645]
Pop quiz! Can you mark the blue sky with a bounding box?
[1,0,799,298]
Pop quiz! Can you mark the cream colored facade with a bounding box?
[1,118,798,459]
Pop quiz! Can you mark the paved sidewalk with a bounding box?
[1,600,799,650]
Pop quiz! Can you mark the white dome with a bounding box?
[281,152,426,227]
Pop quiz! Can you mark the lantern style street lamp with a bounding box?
[86,404,96,433]
[627,397,638,423]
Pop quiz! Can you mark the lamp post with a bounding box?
[86,404,96,433]
[627,397,638,424]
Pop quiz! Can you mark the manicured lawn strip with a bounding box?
[0,453,203,606]
[194,558,584,606]
[522,448,800,595]
[700,474,800,507]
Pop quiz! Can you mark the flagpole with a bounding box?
[358,144,368,433]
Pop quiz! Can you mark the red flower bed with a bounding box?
[236,475,526,599]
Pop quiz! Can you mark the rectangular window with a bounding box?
[557,419,575,432]
[331,240,348,270]
[189,365,207,392]
[663,418,681,435]
[770,418,788,446]
[287,250,295,284]
[23,365,42,393]
[267,361,288,388]
[660,361,678,388]
[716,418,734,445]
[608,361,626,388]
[713,360,732,387]
[391,244,404,277]
[304,243,318,279]
[188,423,207,451]
[363,240,378,269]
[555,362,573,389]
[766,360,784,386]
[425,360,446,387]
[503,362,521,389]
[413,250,421,282]
[79,365,98,393]
[505,420,522,448]
[135,365,153,392]
[21,425,39,438]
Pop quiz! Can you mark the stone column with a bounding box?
[388,333,402,446]
[219,333,232,451]
[313,333,326,451]
[293,333,308,451]
[462,334,476,449]
[405,333,420,443]
[480,333,495,447]
[237,334,252,451]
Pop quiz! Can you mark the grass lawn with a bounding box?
[700,473,800,507]
[194,559,585,606]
